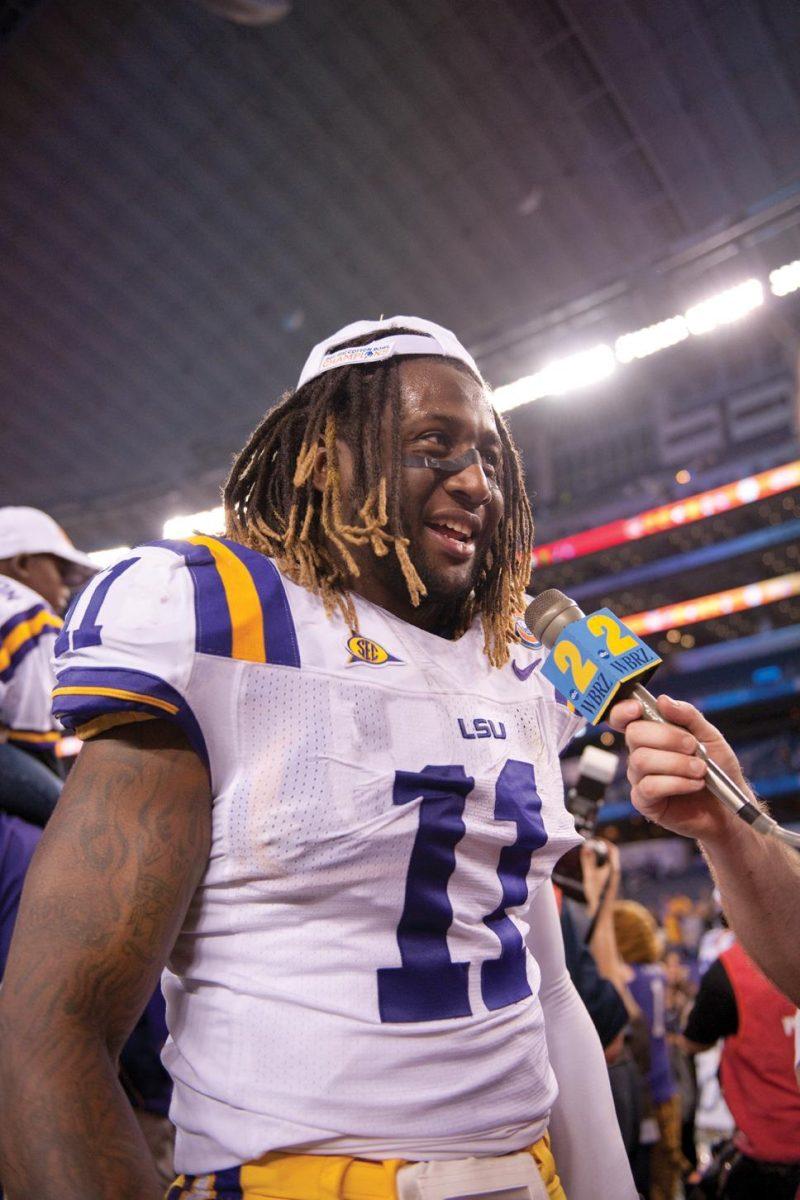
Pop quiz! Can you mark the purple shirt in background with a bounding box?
[0,812,41,975]
[629,962,676,1106]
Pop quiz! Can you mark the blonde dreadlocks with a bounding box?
[224,331,534,667]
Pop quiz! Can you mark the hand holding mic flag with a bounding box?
[526,589,800,850]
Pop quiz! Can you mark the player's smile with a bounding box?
[422,506,482,558]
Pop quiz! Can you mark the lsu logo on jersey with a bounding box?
[514,617,541,649]
[346,635,402,666]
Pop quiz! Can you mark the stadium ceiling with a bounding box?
[2,0,800,550]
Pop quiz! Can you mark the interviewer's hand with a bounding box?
[607,694,753,843]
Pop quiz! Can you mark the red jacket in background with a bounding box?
[720,941,800,1163]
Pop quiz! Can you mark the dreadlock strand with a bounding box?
[368,477,390,557]
[461,407,533,666]
[346,369,370,503]
[319,426,362,582]
[393,537,426,608]
[298,490,316,543]
[293,440,318,488]
[282,499,300,550]
[386,361,404,536]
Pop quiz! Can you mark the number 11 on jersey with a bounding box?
[377,760,548,1023]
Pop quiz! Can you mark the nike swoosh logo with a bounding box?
[512,659,541,681]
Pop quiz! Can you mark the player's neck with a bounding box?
[350,574,464,638]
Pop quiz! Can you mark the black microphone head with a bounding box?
[524,589,585,649]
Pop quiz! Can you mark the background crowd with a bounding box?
[561,841,800,1199]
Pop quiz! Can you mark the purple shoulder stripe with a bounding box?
[217,537,301,668]
[53,666,209,772]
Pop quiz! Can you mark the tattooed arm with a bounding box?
[0,720,211,1200]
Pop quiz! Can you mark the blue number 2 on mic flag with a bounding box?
[541,608,661,724]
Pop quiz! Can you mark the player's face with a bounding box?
[396,359,504,600]
[17,553,71,613]
[336,359,505,628]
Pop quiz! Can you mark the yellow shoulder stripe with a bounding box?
[7,728,61,744]
[51,685,179,716]
[0,609,62,672]
[188,534,266,663]
[76,712,157,740]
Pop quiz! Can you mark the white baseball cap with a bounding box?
[296,315,483,390]
[0,507,98,585]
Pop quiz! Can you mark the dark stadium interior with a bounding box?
[2,0,799,835]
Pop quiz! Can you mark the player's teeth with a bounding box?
[429,521,474,543]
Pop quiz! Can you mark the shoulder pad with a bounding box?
[148,535,300,667]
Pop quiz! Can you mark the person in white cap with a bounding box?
[0,319,636,1200]
[0,506,96,615]
[0,507,96,824]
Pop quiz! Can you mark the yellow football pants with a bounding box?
[167,1133,567,1199]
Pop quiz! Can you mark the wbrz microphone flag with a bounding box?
[541,607,661,724]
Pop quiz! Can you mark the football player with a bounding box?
[0,506,96,822]
[0,318,636,1199]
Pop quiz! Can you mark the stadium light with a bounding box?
[684,279,764,336]
[770,260,800,298]
[493,255,800,416]
[492,374,547,413]
[614,315,689,363]
[493,345,615,413]
[537,345,616,395]
[88,545,131,569]
[163,506,225,540]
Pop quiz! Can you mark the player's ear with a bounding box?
[5,554,29,584]
[311,440,328,493]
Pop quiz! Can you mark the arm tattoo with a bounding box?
[0,720,211,1198]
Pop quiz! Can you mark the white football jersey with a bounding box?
[0,574,63,751]
[53,536,583,1173]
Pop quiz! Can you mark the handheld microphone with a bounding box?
[525,589,800,850]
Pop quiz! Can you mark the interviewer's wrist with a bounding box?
[696,801,758,853]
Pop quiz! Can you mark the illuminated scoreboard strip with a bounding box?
[531,459,800,567]
[624,572,800,636]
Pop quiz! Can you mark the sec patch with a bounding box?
[346,635,403,666]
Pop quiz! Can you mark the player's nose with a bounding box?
[442,458,492,506]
